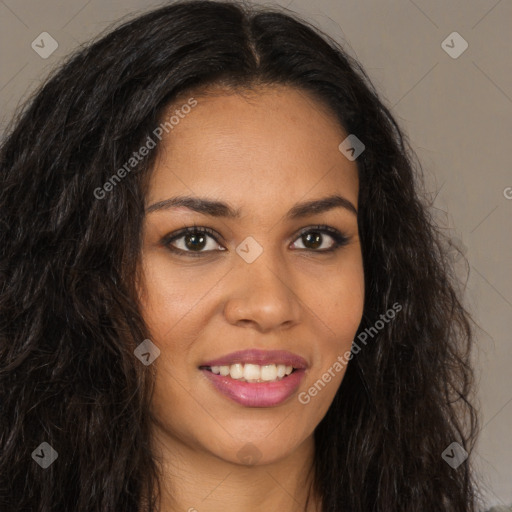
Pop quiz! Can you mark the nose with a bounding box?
[223,250,301,332]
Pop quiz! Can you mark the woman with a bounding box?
[0,1,479,510]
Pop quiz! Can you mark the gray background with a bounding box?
[1,0,510,509]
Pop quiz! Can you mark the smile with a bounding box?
[202,363,295,383]
[199,349,308,407]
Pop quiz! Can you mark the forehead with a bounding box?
[146,85,359,214]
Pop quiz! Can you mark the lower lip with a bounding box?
[201,369,306,407]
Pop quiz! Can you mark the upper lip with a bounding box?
[200,349,308,369]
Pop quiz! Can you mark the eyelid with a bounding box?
[162,224,350,257]
[161,225,224,253]
[292,225,350,251]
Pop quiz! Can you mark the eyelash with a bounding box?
[161,224,350,258]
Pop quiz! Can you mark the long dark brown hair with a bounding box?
[0,1,479,510]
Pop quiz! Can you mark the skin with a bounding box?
[137,85,365,512]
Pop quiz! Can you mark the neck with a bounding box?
[145,426,321,512]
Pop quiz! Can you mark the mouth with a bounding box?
[198,349,307,407]
[199,362,297,383]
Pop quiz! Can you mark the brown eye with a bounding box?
[162,224,349,258]
[181,231,208,251]
[163,227,225,257]
[291,226,349,252]
[301,231,323,250]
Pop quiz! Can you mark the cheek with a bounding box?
[312,256,364,376]
[322,256,365,334]
[301,280,362,416]
[137,253,209,340]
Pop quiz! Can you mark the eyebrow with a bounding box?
[145,194,357,219]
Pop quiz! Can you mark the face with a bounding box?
[137,85,364,466]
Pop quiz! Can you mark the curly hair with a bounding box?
[0,1,479,510]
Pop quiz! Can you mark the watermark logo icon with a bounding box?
[236,442,262,465]
[236,236,263,264]
[134,339,161,365]
[338,134,365,161]
[441,32,468,59]
[442,442,468,469]
[31,32,58,59]
[32,442,58,469]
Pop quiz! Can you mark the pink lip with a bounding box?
[201,368,306,407]
[200,349,308,369]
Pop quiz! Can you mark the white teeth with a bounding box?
[209,363,295,382]
[229,363,244,380]
[243,364,260,381]
[261,364,277,381]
